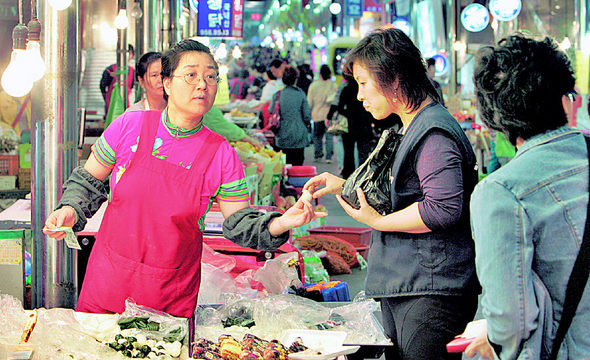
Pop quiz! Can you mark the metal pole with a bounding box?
[447,0,457,96]
[143,0,156,52]
[169,0,181,48]
[31,0,79,309]
[117,27,129,110]
[134,0,144,58]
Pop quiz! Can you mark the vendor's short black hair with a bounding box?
[136,52,162,81]
[161,39,218,101]
[426,57,436,68]
[474,34,576,144]
[282,65,299,86]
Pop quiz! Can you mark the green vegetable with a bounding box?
[115,334,124,341]
[163,327,185,342]
[121,349,132,357]
[140,345,151,354]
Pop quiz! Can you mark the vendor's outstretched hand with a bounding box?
[43,206,77,240]
[269,197,327,236]
[303,172,345,199]
[336,188,382,228]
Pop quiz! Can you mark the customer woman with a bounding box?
[43,40,323,318]
[466,35,590,359]
[126,51,166,111]
[270,65,311,165]
[303,28,480,360]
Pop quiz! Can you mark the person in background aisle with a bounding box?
[327,74,375,178]
[100,44,135,118]
[308,64,337,163]
[426,57,445,107]
[126,52,165,112]
[296,63,314,95]
[246,64,266,100]
[229,69,250,101]
[43,39,323,318]
[202,106,262,149]
[269,59,286,88]
[270,65,311,165]
[304,28,480,360]
[467,34,590,360]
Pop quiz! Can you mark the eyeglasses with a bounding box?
[173,73,220,86]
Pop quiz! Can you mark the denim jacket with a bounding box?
[471,126,590,360]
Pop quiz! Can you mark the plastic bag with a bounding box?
[119,298,189,343]
[341,129,403,215]
[198,262,239,305]
[253,252,302,295]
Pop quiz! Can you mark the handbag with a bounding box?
[548,135,590,360]
[340,129,403,215]
[267,91,281,133]
[327,111,348,135]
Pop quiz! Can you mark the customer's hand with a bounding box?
[303,172,345,198]
[336,188,382,228]
[43,206,77,240]
[269,197,327,235]
[465,327,494,359]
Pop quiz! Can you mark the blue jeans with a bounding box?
[312,121,333,160]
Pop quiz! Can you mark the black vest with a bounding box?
[365,102,481,297]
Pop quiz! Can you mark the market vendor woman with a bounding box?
[43,40,324,318]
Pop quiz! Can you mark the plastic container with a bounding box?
[0,154,19,176]
[308,226,372,259]
[287,166,317,177]
[287,176,313,187]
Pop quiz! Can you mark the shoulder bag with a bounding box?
[548,135,590,360]
[267,91,281,133]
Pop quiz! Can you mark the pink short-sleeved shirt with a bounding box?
[90,110,248,229]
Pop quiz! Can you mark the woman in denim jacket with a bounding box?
[304,28,480,360]
[467,35,590,359]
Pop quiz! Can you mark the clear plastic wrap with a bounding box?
[198,262,238,305]
[119,299,189,343]
[252,252,302,295]
[194,293,391,346]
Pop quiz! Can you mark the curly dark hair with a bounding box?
[161,39,218,101]
[474,34,576,144]
[343,27,440,112]
[282,65,299,87]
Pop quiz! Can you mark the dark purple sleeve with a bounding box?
[415,130,464,231]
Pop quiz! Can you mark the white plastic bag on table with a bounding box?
[253,252,302,295]
[201,243,237,273]
[198,262,238,305]
[253,294,330,332]
[326,292,390,345]
[119,298,188,343]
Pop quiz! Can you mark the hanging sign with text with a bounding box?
[345,0,363,18]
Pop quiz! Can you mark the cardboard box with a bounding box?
[0,175,17,190]
[19,144,31,169]
[0,230,26,303]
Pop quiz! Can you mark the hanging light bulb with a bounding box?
[130,2,143,19]
[329,2,341,15]
[114,9,129,29]
[215,43,228,60]
[232,45,242,59]
[48,0,72,10]
[24,18,46,81]
[1,24,34,97]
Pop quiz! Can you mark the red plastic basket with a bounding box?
[287,166,317,177]
[0,154,19,176]
[308,226,372,259]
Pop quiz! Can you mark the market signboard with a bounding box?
[345,0,363,18]
[364,0,382,13]
[198,0,232,37]
[232,0,244,38]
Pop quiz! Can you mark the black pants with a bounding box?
[341,132,373,178]
[281,147,305,166]
[380,295,478,360]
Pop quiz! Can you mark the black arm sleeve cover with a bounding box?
[99,68,112,97]
[55,166,108,232]
[222,208,290,251]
